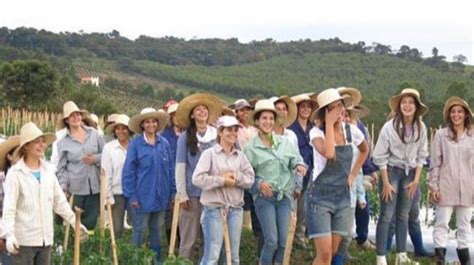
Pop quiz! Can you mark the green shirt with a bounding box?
[244,133,305,200]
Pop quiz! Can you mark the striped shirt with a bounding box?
[2,159,75,246]
[56,126,104,195]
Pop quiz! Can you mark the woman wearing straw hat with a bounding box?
[101,114,132,239]
[288,93,317,248]
[2,122,88,265]
[305,88,368,265]
[331,104,367,265]
[122,107,174,263]
[175,93,222,260]
[192,115,255,265]
[161,103,183,245]
[373,88,429,265]
[0,135,20,265]
[428,97,473,265]
[243,99,306,265]
[56,101,105,231]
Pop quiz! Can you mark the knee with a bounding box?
[317,249,332,263]
[264,238,278,252]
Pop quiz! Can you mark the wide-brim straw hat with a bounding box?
[270,96,297,128]
[443,96,473,123]
[105,114,131,135]
[14,122,56,158]
[57,101,95,129]
[337,87,362,106]
[248,99,284,127]
[176,93,222,129]
[129,108,170,133]
[389,88,428,116]
[354,105,370,119]
[0,135,21,171]
[292,93,318,111]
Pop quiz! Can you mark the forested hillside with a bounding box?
[0,26,472,127]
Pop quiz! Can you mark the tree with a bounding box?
[453,54,467,64]
[0,60,60,109]
[444,81,467,100]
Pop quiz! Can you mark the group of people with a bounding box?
[0,86,472,265]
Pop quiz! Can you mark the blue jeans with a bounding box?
[254,193,292,265]
[2,250,12,265]
[132,210,166,263]
[200,206,243,265]
[355,194,371,245]
[375,166,415,255]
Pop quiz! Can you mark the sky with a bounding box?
[1,0,473,63]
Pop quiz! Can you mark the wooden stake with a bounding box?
[168,198,180,257]
[221,209,231,265]
[74,207,84,265]
[99,169,106,238]
[283,211,297,265]
[63,195,74,251]
[107,203,119,265]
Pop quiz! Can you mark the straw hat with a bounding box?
[337,87,362,106]
[389,88,428,116]
[270,96,297,128]
[57,101,96,129]
[105,114,131,135]
[291,93,318,110]
[129,108,170,133]
[248,99,284,127]
[443,96,473,123]
[176,93,222,129]
[14,122,56,158]
[0,135,21,171]
[167,103,179,115]
[309,88,352,123]
[354,105,370,119]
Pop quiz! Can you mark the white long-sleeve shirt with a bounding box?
[101,139,127,199]
[2,158,75,246]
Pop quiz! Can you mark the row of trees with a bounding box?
[0,27,468,73]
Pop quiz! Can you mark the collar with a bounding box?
[254,132,281,149]
[13,158,48,175]
[111,139,128,150]
[66,124,92,138]
[143,133,161,145]
[214,143,239,155]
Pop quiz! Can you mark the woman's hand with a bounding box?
[82,154,96,165]
[430,191,441,204]
[180,200,192,211]
[295,165,307,177]
[381,182,396,202]
[325,107,340,126]
[222,171,236,187]
[404,180,418,199]
[259,181,273,197]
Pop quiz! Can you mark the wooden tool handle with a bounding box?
[74,207,84,265]
[168,198,180,257]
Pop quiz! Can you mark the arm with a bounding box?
[414,123,429,183]
[52,174,75,226]
[372,123,391,171]
[1,171,20,239]
[56,142,69,192]
[428,131,443,193]
[350,140,369,184]
[175,134,189,201]
[100,144,114,202]
[234,152,255,189]
[122,140,139,205]
[167,143,176,200]
[192,150,225,190]
[94,133,105,165]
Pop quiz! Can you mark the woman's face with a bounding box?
[67,112,82,127]
[327,100,345,122]
[399,96,416,118]
[142,118,158,134]
[343,110,352,123]
[24,136,47,159]
[274,101,288,119]
[298,101,312,120]
[218,126,239,146]
[236,107,251,124]
[114,124,130,141]
[449,105,466,127]
[257,111,275,134]
[192,105,209,124]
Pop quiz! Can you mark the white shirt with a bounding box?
[101,139,127,199]
[2,158,75,246]
[49,128,68,171]
[283,129,300,153]
[309,123,364,181]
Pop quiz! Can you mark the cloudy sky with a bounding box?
[1,0,473,63]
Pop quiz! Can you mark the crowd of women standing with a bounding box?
[0,86,472,265]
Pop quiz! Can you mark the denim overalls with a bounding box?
[305,124,354,238]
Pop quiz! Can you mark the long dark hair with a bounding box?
[186,118,199,156]
[446,105,472,142]
[392,95,422,143]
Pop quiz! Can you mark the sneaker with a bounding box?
[376,255,387,265]
[359,239,376,250]
[395,252,419,265]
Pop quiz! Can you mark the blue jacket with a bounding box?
[122,134,176,213]
[288,120,313,188]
